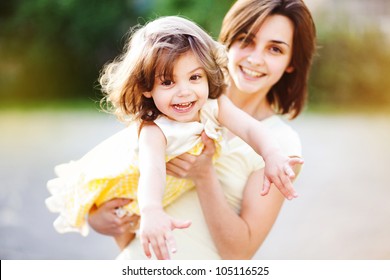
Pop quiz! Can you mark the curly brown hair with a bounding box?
[100,16,228,123]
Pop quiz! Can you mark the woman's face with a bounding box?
[227,14,294,96]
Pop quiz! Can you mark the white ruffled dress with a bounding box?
[45,99,224,236]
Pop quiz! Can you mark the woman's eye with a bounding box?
[236,35,253,47]
[190,74,202,81]
[240,38,252,47]
[270,46,282,54]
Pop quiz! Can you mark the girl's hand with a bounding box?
[166,132,215,180]
[88,198,139,236]
[139,207,191,260]
[261,154,304,200]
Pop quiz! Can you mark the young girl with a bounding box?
[46,16,302,259]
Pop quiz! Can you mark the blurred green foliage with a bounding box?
[1,0,389,110]
[309,25,390,110]
[0,0,149,104]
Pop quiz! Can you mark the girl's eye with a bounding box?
[161,80,173,86]
[190,74,202,81]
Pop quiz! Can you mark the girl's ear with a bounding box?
[143,92,152,98]
[286,65,294,73]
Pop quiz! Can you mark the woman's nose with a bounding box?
[247,51,265,66]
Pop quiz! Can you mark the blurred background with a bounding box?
[1,0,389,259]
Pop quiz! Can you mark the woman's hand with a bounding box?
[88,198,140,237]
[166,132,216,180]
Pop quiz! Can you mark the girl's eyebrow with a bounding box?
[155,66,204,79]
[188,66,204,73]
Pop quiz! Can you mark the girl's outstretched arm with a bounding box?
[138,124,191,260]
[217,95,302,200]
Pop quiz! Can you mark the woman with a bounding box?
[88,0,316,259]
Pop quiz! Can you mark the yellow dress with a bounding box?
[45,99,224,236]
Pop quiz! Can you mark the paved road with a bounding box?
[1,110,389,259]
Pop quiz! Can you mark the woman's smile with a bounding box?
[240,65,265,79]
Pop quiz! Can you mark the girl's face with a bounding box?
[227,14,294,96]
[144,51,209,123]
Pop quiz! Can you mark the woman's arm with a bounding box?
[185,134,301,259]
[195,166,285,259]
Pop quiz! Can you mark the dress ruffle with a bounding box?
[46,99,225,235]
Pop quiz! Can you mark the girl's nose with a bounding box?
[176,85,193,97]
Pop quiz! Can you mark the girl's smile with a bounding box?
[144,51,209,123]
[171,101,197,113]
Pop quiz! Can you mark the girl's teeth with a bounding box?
[173,102,193,110]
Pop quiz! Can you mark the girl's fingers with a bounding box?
[271,175,293,200]
[165,231,177,255]
[142,233,174,260]
[284,164,296,179]
[153,235,169,260]
[261,177,271,196]
[171,218,191,230]
[280,173,298,199]
[289,157,304,166]
[140,236,152,259]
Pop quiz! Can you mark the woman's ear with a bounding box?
[143,92,152,98]
[286,65,294,73]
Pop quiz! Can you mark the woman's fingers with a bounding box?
[105,198,132,209]
[166,153,196,178]
[201,132,216,156]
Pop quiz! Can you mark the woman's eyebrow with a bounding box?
[271,40,290,47]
